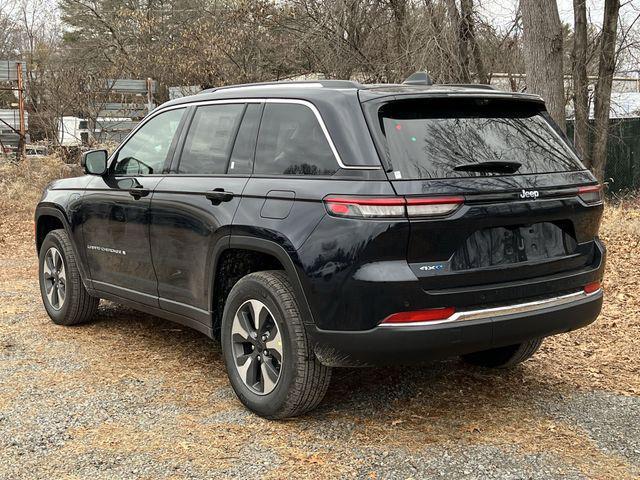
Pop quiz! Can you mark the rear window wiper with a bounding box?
[453,161,522,174]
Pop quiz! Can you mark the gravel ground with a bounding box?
[1,202,639,479]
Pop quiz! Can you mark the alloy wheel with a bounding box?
[231,299,283,395]
[43,247,66,310]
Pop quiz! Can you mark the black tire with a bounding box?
[461,337,544,368]
[38,229,99,326]
[221,270,331,419]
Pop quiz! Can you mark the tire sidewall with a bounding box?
[39,231,74,324]
[221,274,298,418]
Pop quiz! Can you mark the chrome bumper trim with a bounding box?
[380,289,601,328]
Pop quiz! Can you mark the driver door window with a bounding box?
[114,108,185,175]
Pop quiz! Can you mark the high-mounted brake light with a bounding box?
[583,281,601,294]
[324,196,464,218]
[382,307,456,324]
[577,185,603,205]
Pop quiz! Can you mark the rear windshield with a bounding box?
[375,98,584,180]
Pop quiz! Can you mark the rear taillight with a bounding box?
[324,196,463,219]
[578,185,603,205]
[382,307,456,324]
[584,281,601,294]
[323,196,405,218]
[405,196,464,217]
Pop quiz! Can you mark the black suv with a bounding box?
[36,79,605,418]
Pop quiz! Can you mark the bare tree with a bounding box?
[460,0,487,83]
[445,0,469,82]
[571,0,589,160]
[590,0,621,182]
[520,0,566,132]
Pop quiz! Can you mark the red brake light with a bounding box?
[324,196,464,218]
[578,185,603,205]
[382,307,456,324]
[584,281,601,294]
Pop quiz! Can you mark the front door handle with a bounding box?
[129,187,150,199]
[205,189,234,205]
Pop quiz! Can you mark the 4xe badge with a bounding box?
[419,264,445,272]
[520,189,539,199]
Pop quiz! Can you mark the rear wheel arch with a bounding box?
[210,236,315,336]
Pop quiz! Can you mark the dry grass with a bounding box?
[0,155,82,215]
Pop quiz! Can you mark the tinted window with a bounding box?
[254,103,337,176]
[114,108,184,175]
[228,103,262,175]
[178,104,245,174]
[376,98,583,180]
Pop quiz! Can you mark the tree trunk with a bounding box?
[460,0,488,84]
[571,0,590,162]
[521,0,566,132]
[445,0,470,83]
[590,0,621,182]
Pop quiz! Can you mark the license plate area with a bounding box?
[451,222,577,271]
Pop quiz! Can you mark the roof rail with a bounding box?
[201,79,362,94]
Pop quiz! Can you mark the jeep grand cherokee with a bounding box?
[35,77,605,418]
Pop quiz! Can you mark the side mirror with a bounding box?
[82,149,108,175]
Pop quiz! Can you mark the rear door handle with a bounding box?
[129,187,150,199]
[205,189,234,204]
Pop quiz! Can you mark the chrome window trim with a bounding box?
[109,97,381,171]
[379,288,602,328]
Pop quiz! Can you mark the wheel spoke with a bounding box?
[50,284,59,308]
[57,283,66,305]
[44,252,54,274]
[46,282,55,304]
[265,327,283,361]
[232,311,252,341]
[43,257,53,276]
[58,263,66,283]
[53,249,61,270]
[249,299,270,331]
[261,358,279,393]
[236,354,255,385]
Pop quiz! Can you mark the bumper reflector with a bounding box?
[382,307,456,324]
[583,281,601,294]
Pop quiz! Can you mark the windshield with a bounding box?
[375,98,584,180]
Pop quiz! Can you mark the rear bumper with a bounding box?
[309,289,603,367]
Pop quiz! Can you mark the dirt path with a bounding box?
[1,205,639,479]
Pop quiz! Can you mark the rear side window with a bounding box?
[228,103,262,175]
[178,104,244,174]
[375,98,583,180]
[254,103,337,176]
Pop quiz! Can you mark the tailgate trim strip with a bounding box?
[380,289,601,327]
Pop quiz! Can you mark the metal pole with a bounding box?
[16,61,26,161]
[146,77,154,113]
